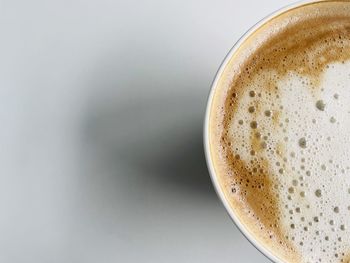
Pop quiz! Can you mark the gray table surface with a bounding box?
[0,0,293,262]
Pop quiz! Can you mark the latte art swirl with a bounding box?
[209,1,350,262]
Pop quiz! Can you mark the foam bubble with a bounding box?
[316,100,326,111]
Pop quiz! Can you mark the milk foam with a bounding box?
[227,62,350,262]
[208,2,350,261]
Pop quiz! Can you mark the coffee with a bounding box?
[208,1,350,262]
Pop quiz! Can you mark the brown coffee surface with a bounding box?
[209,1,350,262]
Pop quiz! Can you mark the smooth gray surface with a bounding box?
[0,0,292,262]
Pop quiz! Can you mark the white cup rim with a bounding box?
[203,0,324,262]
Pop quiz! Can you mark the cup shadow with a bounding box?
[80,50,217,201]
[82,94,216,200]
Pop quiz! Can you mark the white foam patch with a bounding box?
[228,61,350,262]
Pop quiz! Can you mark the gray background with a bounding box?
[0,0,292,262]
